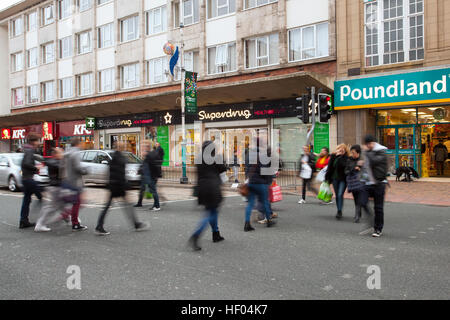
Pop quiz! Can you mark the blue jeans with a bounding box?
[193,207,219,236]
[20,179,42,222]
[332,179,347,212]
[148,177,160,208]
[245,184,271,222]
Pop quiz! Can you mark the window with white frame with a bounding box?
[42,5,54,26]
[208,0,236,19]
[11,17,23,37]
[78,73,93,96]
[27,85,39,103]
[207,42,236,74]
[182,0,199,25]
[59,0,72,20]
[42,81,55,102]
[77,30,92,54]
[79,0,92,12]
[42,42,55,64]
[27,12,37,31]
[59,36,73,59]
[364,0,424,67]
[120,16,139,42]
[146,6,167,35]
[174,51,199,80]
[98,68,115,92]
[11,52,23,72]
[147,57,168,84]
[244,0,277,10]
[12,88,24,106]
[288,22,329,62]
[98,0,112,4]
[60,77,74,99]
[27,48,38,68]
[98,23,114,48]
[245,33,279,68]
[121,63,140,89]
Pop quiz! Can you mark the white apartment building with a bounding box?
[0,0,337,162]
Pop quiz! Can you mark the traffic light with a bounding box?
[318,93,332,123]
[296,94,310,124]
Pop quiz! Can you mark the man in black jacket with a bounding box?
[19,134,43,229]
[146,147,162,211]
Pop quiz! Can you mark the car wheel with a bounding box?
[8,176,19,192]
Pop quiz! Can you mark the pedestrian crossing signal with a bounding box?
[296,94,310,124]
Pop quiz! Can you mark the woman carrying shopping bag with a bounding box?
[298,145,318,204]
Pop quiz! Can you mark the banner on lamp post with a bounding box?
[185,71,198,115]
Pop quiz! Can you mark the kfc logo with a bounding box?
[73,124,92,136]
[12,129,26,139]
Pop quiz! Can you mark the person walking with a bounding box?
[188,141,227,251]
[315,147,330,171]
[345,145,372,223]
[360,135,388,237]
[231,150,240,183]
[298,145,318,204]
[61,137,88,231]
[135,141,151,208]
[433,140,448,176]
[146,147,163,211]
[19,134,44,229]
[95,141,148,235]
[325,144,350,219]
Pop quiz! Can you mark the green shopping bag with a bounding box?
[317,182,332,203]
[144,186,153,199]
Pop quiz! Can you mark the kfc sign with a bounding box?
[12,129,26,139]
[73,124,92,136]
[1,129,11,140]
[57,121,93,137]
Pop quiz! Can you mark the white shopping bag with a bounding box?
[300,163,312,179]
[315,165,328,182]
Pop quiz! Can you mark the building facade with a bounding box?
[336,0,450,177]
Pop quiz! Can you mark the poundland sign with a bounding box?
[334,68,450,110]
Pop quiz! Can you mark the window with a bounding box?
[364,0,424,67]
[11,52,24,72]
[147,57,168,84]
[59,36,73,59]
[60,77,74,99]
[27,12,37,31]
[11,17,23,37]
[207,42,236,74]
[244,0,277,10]
[12,88,24,106]
[98,23,114,48]
[174,51,199,80]
[288,22,329,62]
[121,63,140,89]
[77,30,92,54]
[42,42,55,64]
[120,16,139,42]
[59,0,72,19]
[98,0,112,5]
[79,0,92,11]
[182,0,199,25]
[208,0,235,19]
[78,73,93,96]
[42,81,55,102]
[27,85,39,104]
[98,68,115,92]
[41,5,55,26]
[27,48,38,68]
[146,6,167,35]
[245,33,279,68]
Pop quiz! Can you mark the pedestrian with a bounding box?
[360,135,388,237]
[135,141,151,208]
[231,150,240,183]
[146,146,163,211]
[60,137,88,231]
[244,141,276,231]
[315,147,330,171]
[345,145,372,223]
[19,133,44,229]
[298,145,318,204]
[95,141,148,235]
[188,140,227,251]
[433,140,448,176]
[325,144,350,219]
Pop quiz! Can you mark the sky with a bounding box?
[0,0,22,11]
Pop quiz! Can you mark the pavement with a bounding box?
[0,185,449,300]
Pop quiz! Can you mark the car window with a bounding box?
[83,151,98,163]
[79,151,86,160]
[9,154,23,166]
[96,152,110,164]
[0,156,7,166]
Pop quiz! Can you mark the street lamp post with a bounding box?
[179,22,188,184]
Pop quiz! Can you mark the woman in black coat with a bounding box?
[95,141,148,235]
[325,144,350,220]
[189,141,227,251]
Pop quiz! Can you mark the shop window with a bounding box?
[418,107,450,124]
[377,109,416,125]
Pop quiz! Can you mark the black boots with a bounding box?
[244,222,255,232]
[266,219,276,228]
[335,211,343,220]
[188,234,201,251]
[19,220,35,229]
[212,231,224,242]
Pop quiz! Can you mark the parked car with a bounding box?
[79,149,142,186]
[0,153,50,192]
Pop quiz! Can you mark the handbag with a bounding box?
[317,182,333,203]
[315,165,327,182]
[346,170,365,192]
[269,181,282,203]
[238,183,249,197]
[300,163,312,179]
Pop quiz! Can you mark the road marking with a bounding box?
[342,274,353,279]
[409,236,417,239]
[359,228,372,235]
[1,221,17,227]
[0,193,23,198]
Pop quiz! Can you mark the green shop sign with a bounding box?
[313,122,329,154]
[334,67,450,110]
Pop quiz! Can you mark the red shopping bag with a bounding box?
[269,181,283,203]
